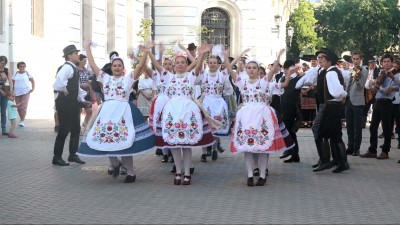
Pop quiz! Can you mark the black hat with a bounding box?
[368,57,378,63]
[310,55,317,60]
[315,48,338,65]
[62,45,80,57]
[187,43,197,51]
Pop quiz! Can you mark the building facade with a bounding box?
[0,0,296,119]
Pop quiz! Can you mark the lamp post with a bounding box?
[274,15,282,38]
[287,26,294,47]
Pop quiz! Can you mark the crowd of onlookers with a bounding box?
[0,56,35,138]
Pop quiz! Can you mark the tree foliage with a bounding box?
[314,0,400,62]
[287,0,324,59]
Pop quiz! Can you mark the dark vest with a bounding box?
[322,67,344,102]
[281,75,301,109]
[60,63,79,101]
[316,68,326,104]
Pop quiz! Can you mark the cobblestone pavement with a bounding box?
[1,119,400,224]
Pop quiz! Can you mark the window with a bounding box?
[31,0,44,37]
[201,8,230,46]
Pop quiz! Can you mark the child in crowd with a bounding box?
[1,91,21,138]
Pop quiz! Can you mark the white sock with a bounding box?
[171,148,183,175]
[202,147,207,154]
[121,156,134,176]
[162,148,169,156]
[253,153,259,168]
[244,153,254,178]
[109,157,119,168]
[182,148,192,176]
[258,154,269,179]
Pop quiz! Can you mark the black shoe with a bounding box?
[312,161,320,168]
[217,143,225,153]
[378,133,384,139]
[201,154,207,162]
[255,177,266,186]
[120,167,127,175]
[107,168,113,175]
[155,148,163,156]
[124,175,136,183]
[190,167,194,174]
[112,164,121,178]
[52,158,69,166]
[398,159,400,163]
[352,150,360,156]
[332,163,350,173]
[161,155,169,163]
[279,150,292,159]
[266,169,269,177]
[206,146,212,156]
[211,150,218,161]
[170,165,176,173]
[346,149,354,155]
[247,177,254,186]
[68,155,86,164]
[253,168,260,176]
[397,144,400,149]
[313,162,331,172]
[283,155,300,163]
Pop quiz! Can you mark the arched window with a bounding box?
[201,7,230,46]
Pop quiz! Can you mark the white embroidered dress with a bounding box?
[232,76,287,153]
[200,70,232,135]
[85,72,136,151]
[161,72,204,145]
[150,69,172,132]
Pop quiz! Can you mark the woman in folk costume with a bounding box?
[145,43,215,185]
[196,44,233,162]
[226,49,292,186]
[77,40,155,183]
[149,42,177,163]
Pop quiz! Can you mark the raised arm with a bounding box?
[267,48,285,82]
[224,48,237,81]
[179,42,196,63]
[230,48,250,67]
[83,40,101,77]
[148,47,164,73]
[133,43,151,80]
[194,44,212,76]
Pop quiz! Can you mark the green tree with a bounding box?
[287,0,324,59]
[314,0,400,62]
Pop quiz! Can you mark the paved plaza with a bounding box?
[1,119,400,224]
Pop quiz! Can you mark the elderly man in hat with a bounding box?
[187,43,198,64]
[52,45,91,166]
[313,48,349,173]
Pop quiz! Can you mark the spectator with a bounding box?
[12,61,35,127]
[0,55,13,135]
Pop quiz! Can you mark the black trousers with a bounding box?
[53,97,81,158]
[282,105,299,155]
[345,100,364,152]
[369,99,393,153]
[318,102,345,144]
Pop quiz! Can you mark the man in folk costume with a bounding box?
[278,60,302,163]
[361,54,398,160]
[52,45,91,166]
[344,50,368,156]
[362,57,380,128]
[313,48,349,173]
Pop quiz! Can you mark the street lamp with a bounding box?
[287,26,294,47]
[272,15,282,38]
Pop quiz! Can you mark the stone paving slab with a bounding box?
[1,119,400,224]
